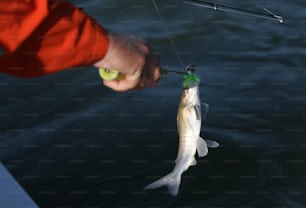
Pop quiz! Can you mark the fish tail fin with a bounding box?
[144,173,181,196]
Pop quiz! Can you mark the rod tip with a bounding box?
[276,15,284,23]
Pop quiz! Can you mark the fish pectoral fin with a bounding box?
[205,139,219,148]
[197,137,208,157]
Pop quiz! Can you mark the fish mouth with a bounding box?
[184,64,196,74]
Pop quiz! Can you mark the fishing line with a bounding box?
[152,0,184,68]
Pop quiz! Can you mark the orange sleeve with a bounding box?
[0,0,109,78]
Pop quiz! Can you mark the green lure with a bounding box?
[183,73,200,89]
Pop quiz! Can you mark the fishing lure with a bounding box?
[182,65,200,89]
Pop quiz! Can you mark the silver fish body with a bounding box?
[144,84,219,196]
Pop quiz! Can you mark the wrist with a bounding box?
[92,25,110,66]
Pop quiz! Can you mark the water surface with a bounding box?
[1,0,306,207]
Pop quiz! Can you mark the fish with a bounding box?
[144,70,219,196]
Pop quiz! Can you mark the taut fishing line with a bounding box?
[152,0,184,68]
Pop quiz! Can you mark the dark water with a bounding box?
[1,0,306,207]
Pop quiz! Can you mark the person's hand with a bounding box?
[94,32,160,92]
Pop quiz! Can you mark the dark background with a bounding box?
[1,0,306,207]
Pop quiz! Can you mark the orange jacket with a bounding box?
[0,0,109,77]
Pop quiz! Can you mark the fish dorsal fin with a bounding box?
[202,103,209,120]
[197,137,208,157]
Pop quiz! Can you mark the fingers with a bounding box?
[103,80,134,92]
[103,47,161,92]
[136,66,160,90]
[136,51,160,89]
[95,32,161,91]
